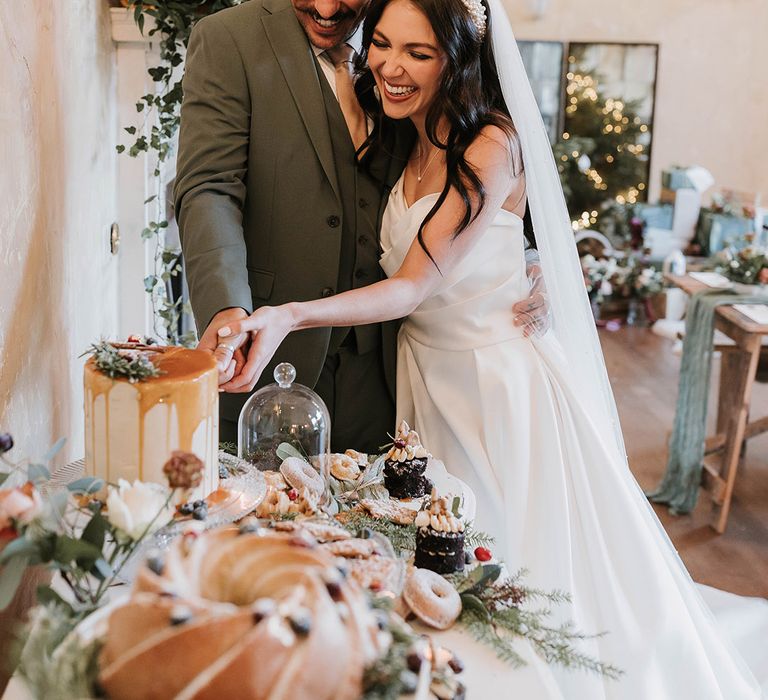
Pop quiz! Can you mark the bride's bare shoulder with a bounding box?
[467,124,523,176]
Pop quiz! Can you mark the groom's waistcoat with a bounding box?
[316,63,384,356]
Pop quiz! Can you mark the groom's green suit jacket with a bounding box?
[174,0,413,424]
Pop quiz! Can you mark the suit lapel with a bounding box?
[262,0,340,201]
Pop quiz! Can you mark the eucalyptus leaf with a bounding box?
[275,442,305,462]
[460,593,491,622]
[66,477,104,495]
[53,536,102,568]
[27,464,50,482]
[80,512,107,551]
[0,554,30,610]
[35,586,74,615]
[43,437,66,463]
[0,536,38,565]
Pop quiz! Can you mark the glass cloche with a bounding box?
[238,362,331,471]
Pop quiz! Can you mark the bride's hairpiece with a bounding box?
[460,0,488,39]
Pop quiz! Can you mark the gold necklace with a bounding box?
[417,142,440,182]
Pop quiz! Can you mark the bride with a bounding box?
[217,0,761,696]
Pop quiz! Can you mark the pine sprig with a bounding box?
[338,511,418,554]
[84,342,160,383]
[452,565,623,679]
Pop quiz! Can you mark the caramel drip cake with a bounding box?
[84,344,218,499]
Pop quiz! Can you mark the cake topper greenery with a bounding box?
[83,341,162,383]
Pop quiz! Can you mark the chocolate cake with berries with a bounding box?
[384,420,432,499]
[414,489,466,574]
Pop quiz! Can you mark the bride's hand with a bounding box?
[216,305,296,392]
[513,262,551,337]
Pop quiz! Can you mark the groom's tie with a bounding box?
[325,44,368,151]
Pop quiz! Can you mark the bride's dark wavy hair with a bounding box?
[355,0,524,263]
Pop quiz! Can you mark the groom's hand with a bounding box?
[197,307,250,384]
[513,262,551,337]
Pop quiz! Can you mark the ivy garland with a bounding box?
[117,0,245,345]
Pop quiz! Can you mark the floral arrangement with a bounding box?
[582,254,663,302]
[0,436,197,615]
[714,237,768,285]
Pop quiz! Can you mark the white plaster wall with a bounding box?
[0,1,119,464]
[505,0,768,204]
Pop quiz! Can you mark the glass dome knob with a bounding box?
[274,362,296,388]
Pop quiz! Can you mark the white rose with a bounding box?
[105,479,174,541]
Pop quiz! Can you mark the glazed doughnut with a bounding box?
[403,567,462,630]
[280,457,325,496]
[329,453,361,481]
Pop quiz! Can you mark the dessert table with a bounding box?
[665,274,768,533]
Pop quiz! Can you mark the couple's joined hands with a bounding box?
[202,264,551,392]
[200,305,296,393]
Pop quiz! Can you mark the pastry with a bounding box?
[414,489,466,574]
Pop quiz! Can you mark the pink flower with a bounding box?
[0,482,43,529]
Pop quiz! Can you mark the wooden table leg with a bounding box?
[712,336,762,533]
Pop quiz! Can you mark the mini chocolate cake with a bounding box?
[414,490,466,574]
[384,420,431,499]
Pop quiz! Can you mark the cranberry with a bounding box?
[287,488,299,501]
[474,546,492,562]
[127,334,142,343]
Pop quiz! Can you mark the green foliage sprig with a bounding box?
[83,342,161,383]
[449,565,623,679]
[117,0,244,346]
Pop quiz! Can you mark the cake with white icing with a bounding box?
[83,343,219,499]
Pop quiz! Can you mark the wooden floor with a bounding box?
[601,325,768,598]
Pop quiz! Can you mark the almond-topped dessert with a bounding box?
[414,488,466,574]
[384,420,432,499]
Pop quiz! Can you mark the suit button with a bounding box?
[321,287,335,298]
[354,269,367,281]
[358,235,368,246]
[327,215,340,228]
[358,198,369,208]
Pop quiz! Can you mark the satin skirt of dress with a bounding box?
[396,326,763,699]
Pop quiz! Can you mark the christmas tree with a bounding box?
[555,53,650,233]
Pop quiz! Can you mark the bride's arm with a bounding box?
[219,126,522,391]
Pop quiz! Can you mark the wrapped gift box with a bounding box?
[634,202,674,230]
[661,168,694,190]
[695,208,754,255]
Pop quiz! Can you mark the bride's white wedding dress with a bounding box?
[380,173,764,699]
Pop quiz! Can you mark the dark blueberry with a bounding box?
[193,499,205,509]
[239,522,260,535]
[179,502,194,516]
[406,651,423,673]
[399,670,419,694]
[336,564,349,579]
[464,550,473,565]
[144,336,157,345]
[146,552,165,576]
[170,605,193,625]
[448,655,465,674]
[218,466,228,480]
[325,580,343,601]
[0,433,13,454]
[192,505,208,521]
[356,527,374,540]
[288,612,312,636]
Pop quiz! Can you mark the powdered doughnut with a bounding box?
[280,457,325,496]
[403,567,461,630]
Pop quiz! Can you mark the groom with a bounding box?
[174,0,547,451]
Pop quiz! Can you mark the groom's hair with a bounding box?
[355,0,530,266]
